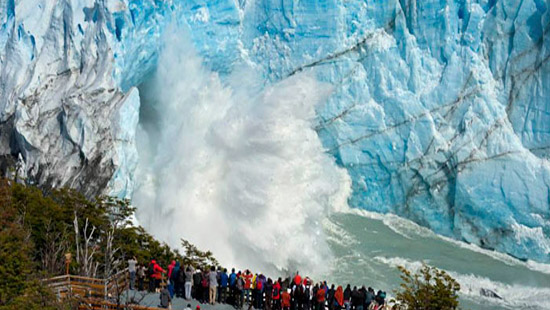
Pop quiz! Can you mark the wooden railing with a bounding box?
[43,269,129,301]
[44,269,172,310]
[44,274,108,300]
[77,298,165,310]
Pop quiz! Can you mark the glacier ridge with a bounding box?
[1,0,550,264]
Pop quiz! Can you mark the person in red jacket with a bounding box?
[282,289,291,310]
[293,272,302,287]
[316,284,326,310]
[151,260,166,292]
[242,269,253,304]
[272,278,282,310]
[334,286,344,310]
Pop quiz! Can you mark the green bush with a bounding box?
[394,264,461,310]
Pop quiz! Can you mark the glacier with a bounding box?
[1,0,550,265]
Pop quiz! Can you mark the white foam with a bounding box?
[322,217,359,248]
[349,209,550,275]
[133,27,351,277]
[375,256,550,310]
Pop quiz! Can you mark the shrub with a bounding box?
[394,264,460,310]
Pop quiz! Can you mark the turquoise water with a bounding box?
[323,212,550,310]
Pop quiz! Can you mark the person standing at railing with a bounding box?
[185,265,194,300]
[236,272,245,309]
[128,256,137,290]
[148,260,156,292]
[219,268,229,304]
[243,269,253,305]
[229,268,238,305]
[175,262,185,298]
[193,269,203,302]
[167,261,177,298]
[209,266,218,304]
[150,259,166,292]
[272,278,282,310]
[137,263,146,291]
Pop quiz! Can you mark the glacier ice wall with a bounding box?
[1,0,550,263]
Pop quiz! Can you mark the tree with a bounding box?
[0,177,210,308]
[181,239,219,268]
[0,179,61,310]
[394,264,460,310]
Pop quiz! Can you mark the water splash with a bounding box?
[133,28,351,276]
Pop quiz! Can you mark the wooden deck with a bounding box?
[43,269,166,309]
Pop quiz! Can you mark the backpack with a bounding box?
[178,268,186,283]
[257,280,263,290]
[273,286,280,298]
[148,263,154,277]
[201,276,208,287]
[171,268,179,281]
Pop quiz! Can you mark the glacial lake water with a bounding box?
[323,212,550,310]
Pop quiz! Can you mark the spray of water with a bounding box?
[133,29,351,276]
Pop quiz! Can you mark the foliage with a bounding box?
[181,239,219,268]
[0,178,216,307]
[0,179,63,310]
[394,264,461,310]
[3,179,187,272]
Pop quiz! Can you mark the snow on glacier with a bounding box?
[1,0,550,264]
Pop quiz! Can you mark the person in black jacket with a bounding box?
[360,287,368,310]
[176,264,186,298]
[356,288,366,310]
[265,278,273,310]
[350,287,359,310]
[294,283,303,310]
[343,285,351,310]
[365,288,374,308]
[304,284,312,310]
[193,270,202,302]
[327,285,335,310]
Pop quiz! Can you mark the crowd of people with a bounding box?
[128,259,389,310]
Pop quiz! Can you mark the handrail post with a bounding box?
[104,278,108,301]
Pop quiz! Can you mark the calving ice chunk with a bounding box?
[0,0,549,273]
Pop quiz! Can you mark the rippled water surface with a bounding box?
[324,212,550,310]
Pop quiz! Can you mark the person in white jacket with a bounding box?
[185,266,194,300]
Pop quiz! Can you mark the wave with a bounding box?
[349,209,550,275]
[374,256,550,310]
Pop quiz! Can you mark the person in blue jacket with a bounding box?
[229,268,238,306]
[219,268,229,303]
